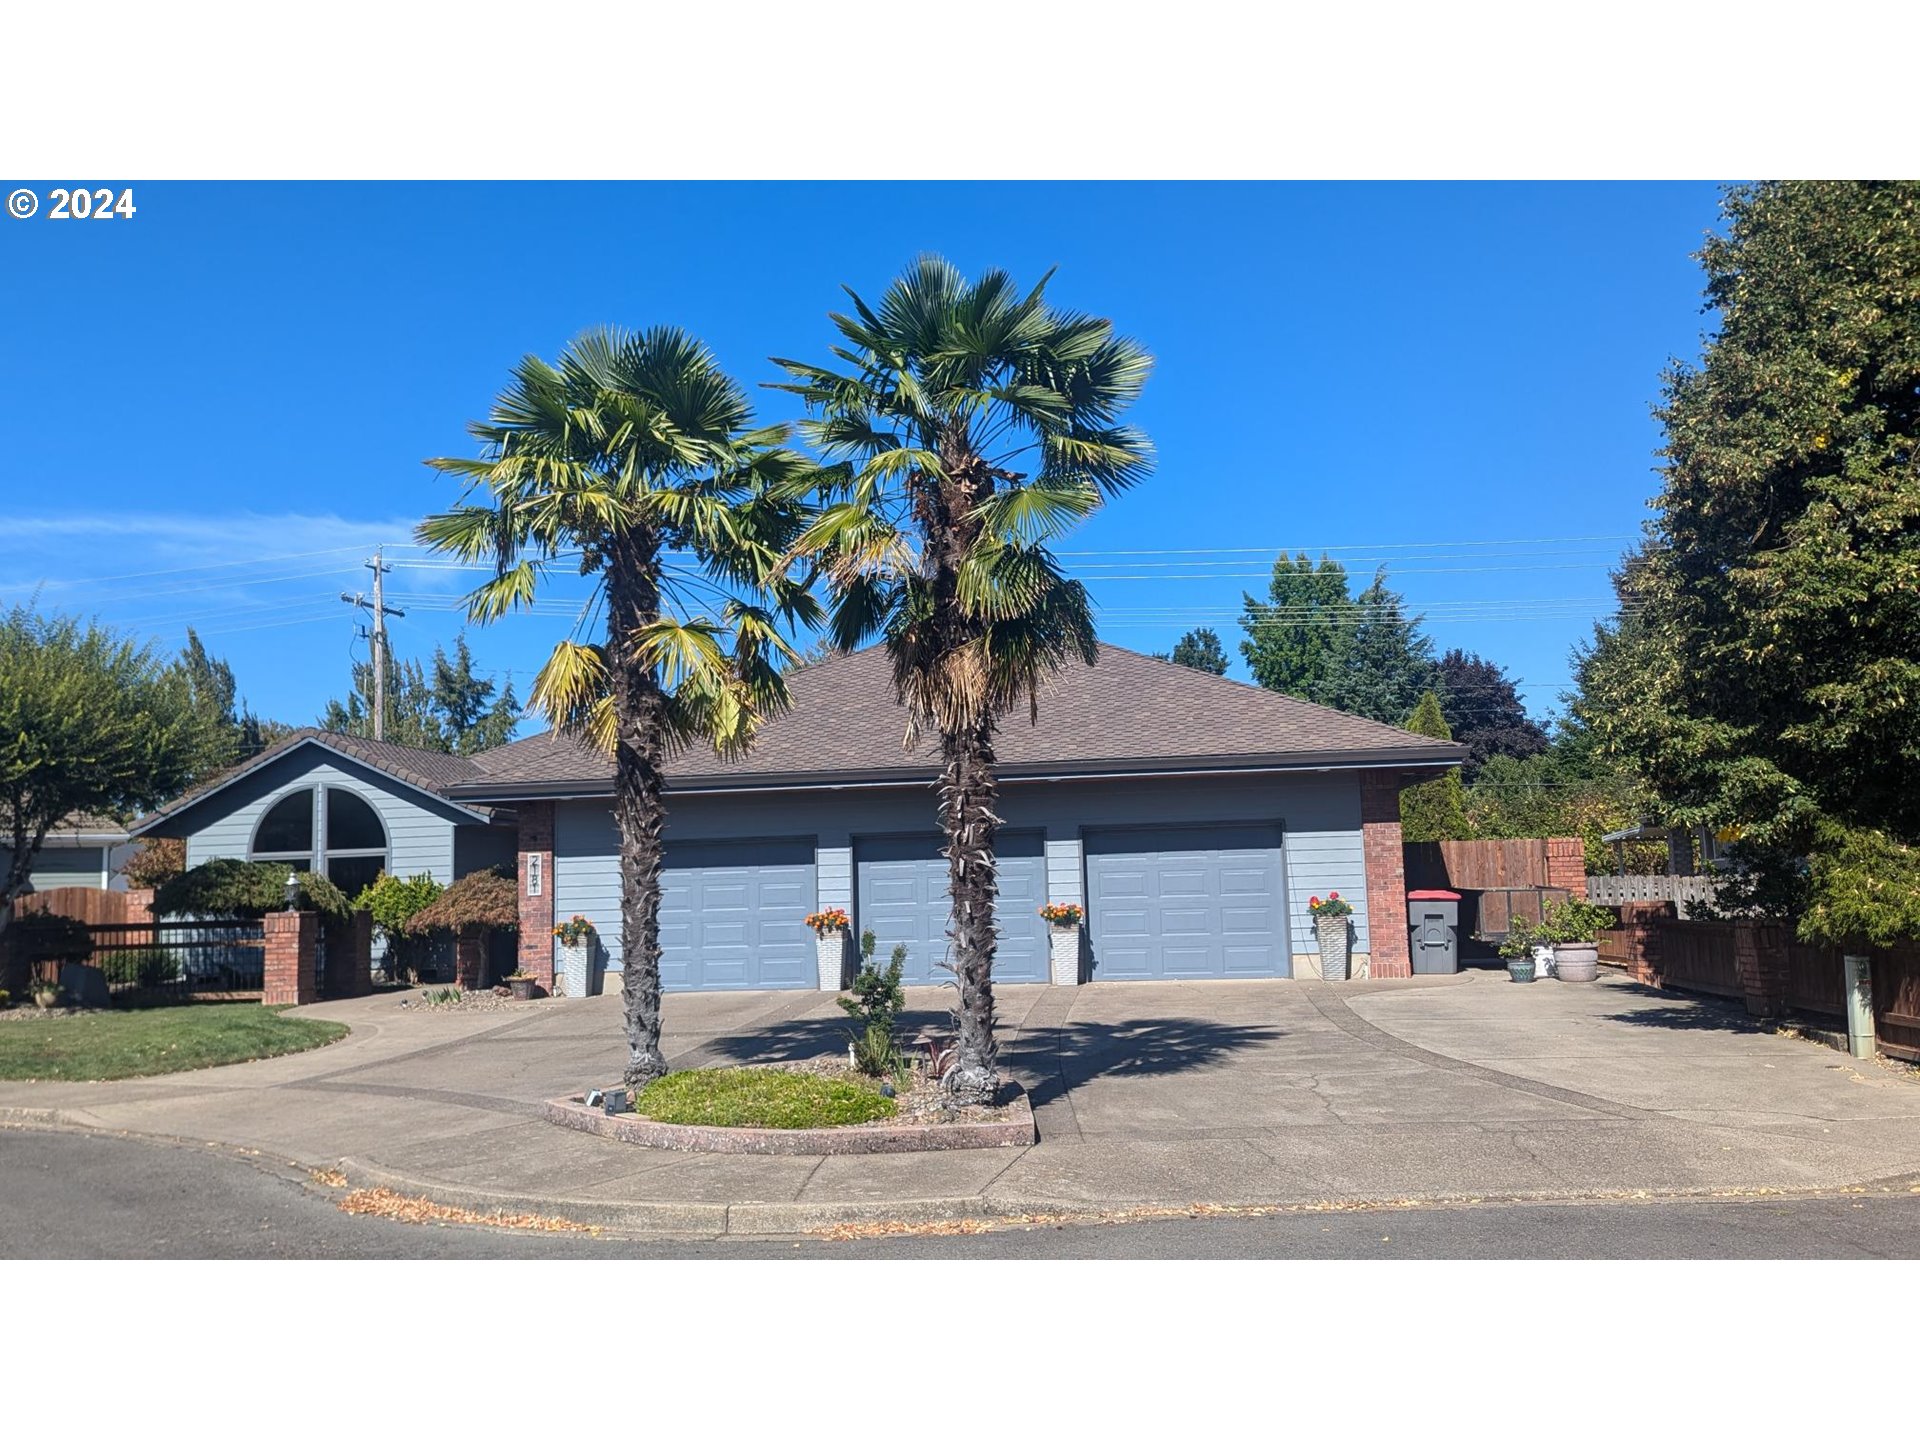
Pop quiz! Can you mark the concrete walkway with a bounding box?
[5,970,1919,1235]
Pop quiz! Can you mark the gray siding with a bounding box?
[2,844,110,891]
[173,749,472,887]
[553,769,1373,975]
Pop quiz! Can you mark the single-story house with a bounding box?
[1,812,137,893]
[130,645,1463,991]
[130,730,520,900]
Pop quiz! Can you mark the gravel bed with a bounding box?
[393,988,530,1015]
[0,1004,90,1023]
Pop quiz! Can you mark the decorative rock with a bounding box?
[58,962,110,1010]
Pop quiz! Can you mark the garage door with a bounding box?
[1086,824,1289,980]
[854,832,1049,984]
[658,838,817,991]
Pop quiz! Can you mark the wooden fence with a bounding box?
[15,886,153,928]
[1597,905,1919,1064]
[1403,837,1588,896]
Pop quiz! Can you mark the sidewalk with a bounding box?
[5,972,1919,1236]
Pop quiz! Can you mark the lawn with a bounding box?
[0,1004,348,1082]
[633,1068,896,1129]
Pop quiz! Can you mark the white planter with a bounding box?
[1316,913,1351,981]
[559,941,598,999]
[1048,923,1083,985]
[814,929,850,991]
[1531,943,1556,980]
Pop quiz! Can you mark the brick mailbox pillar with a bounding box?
[1360,771,1412,978]
[326,910,373,999]
[263,910,319,1007]
[517,801,556,991]
[455,927,488,991]
[1734,919,1791,1018]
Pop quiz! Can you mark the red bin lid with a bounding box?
[1407,889,1461,901]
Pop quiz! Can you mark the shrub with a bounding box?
[155,859,351,924]
[404,868,517,936]
[838,929,908,1080]
[1537,897,1618,946]
[633,1068,896,1129]
[120,837,186,889]
[100,947,180,988]
[6,913,94,963]
[354,871,445,980]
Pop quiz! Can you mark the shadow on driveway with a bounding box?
[1597,992,1768,1034]
[702,1006,1283,1110]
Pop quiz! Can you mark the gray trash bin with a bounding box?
[1407,890,1461,975]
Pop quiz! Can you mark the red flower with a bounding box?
[1328,891,1339,900]
[1310,896,1321,906]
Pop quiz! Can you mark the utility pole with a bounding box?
[339,546,406,741]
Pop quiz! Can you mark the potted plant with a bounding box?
[1039,902,1084,986]
[504,971,540,1001]
[31,979,61,1011]
[805,907,851,990]
[552,914,599,999]
[1497,915,1538,983]
[1539,897,1616,983]
[1308,892,1354,981]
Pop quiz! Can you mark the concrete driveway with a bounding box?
[5,970,1919,1234]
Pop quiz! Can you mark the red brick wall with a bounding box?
[1545,837,1588,899]
[1361,771,1411,977]
[517,802,555,988]
[263,910,318,1007]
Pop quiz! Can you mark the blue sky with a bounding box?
[0,181,1722,734]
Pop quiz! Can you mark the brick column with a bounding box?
[1360,771,1411,978]
[1734,919,1790,1017]
[326,910,373,998]
[517,802,556,989]
[1615,901,1673,985]
[456,927,488,990]
[1545,837,1588,899]
[263,910,318,1007]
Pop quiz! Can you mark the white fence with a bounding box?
[1586,874,1727,908]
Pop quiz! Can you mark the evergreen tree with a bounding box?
[1398,690,1469,841]
[1437,648,1547,780]
[180,628,281,777]
[1239,553,1352,703]
[1327,570,1437,725]
[1156,626,1229,675]
[322,636,520,754]
[1589,182,1920,943]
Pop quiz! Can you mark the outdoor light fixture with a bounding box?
[284,871,300,912]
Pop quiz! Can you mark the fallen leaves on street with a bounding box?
[338,1186,601,1234]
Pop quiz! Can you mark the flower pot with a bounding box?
[508,978,538,1001]
[813,927,849,990]
[1532,943,1556,980]
[1553,943,1599,983]
[1315,913,1351,982]
[33,990,59,1011]
[559,941,600,999]
[1506,958,1537,984]
[1048,921,1082,986]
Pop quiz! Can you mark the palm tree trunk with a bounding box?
[608,531,670,1090]
[940,713,1001,1104]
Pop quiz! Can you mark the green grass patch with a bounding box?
[633,1068,897,1129]
[0,1003,348,1082]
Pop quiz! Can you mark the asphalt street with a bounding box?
[6,1127,1918,1259]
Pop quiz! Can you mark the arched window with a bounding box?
[249,785,390,900]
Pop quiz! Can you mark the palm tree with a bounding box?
[419,327,817,1087]
[774,257,1154,1104]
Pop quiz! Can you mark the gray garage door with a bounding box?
[658,838,816,991]
[854,832,1049,984]
[1086,824,1289,980]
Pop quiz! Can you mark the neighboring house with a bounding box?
[0,812,137,892]
[130,730,519,898]
[126,648,1465,993]
[461,644,1462,991]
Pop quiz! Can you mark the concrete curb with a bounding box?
[542,1088,1036,1155]
[333,1156,992,1236]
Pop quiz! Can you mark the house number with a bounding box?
[527,854,543,897]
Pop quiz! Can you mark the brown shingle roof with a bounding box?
[457,644,1464,798]
[131,729,491,835]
